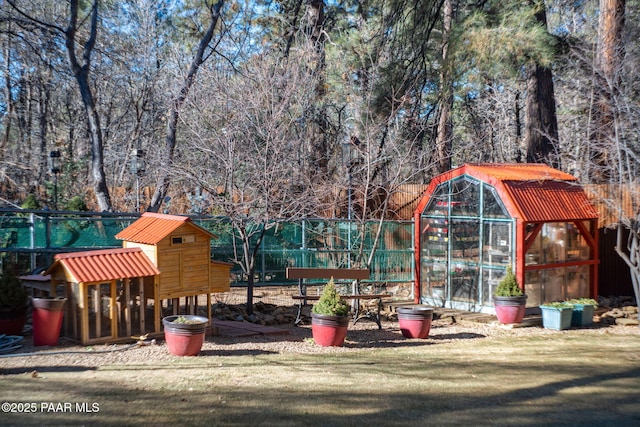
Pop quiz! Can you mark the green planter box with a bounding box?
[570,304,595,327]
[540,305,573,330]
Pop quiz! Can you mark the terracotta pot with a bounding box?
[0,305,28,336]
[311,313,349,347]
[397,306,433,339]
[493,295,528,324]
[32,298,67,346]
[163,315,209,356]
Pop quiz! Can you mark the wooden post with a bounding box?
[110,280,117,340]
[93,285,101,341]
[139,277,145,334]
[154,278,160,334]
[124,278,131,338]
[80,283,89,345]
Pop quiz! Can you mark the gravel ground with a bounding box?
[2,313,639,375]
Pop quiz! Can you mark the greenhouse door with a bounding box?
[449,219,481,305]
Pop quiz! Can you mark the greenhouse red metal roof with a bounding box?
[462,163,577,182]
[115,212,214,244]
[45,247,160,283]
[415,163,598,222]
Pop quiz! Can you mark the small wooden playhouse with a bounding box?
[45,213,232,344]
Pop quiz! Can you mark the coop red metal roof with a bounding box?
[45,247,160,283]
[115,212,215,244]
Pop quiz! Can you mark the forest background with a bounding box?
[0,1,639,308]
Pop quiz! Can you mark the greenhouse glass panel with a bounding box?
[450,176,480,217]
[482,185,509,218]
[482,222,512,266]
[566,222,590,261]
[424,183,450,216]
[525,270,543,306]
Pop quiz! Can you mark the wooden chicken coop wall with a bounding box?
[123,227,216,299]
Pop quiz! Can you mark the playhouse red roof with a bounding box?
[115,212,214,244]
[45,247,160,283]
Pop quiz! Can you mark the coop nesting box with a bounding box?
[116,212,231,299]
[413,163,599,314]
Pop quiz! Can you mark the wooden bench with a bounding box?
[286,267,389,329]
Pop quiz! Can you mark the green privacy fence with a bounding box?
[0,209,414,286]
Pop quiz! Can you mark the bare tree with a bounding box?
[589,0,626,182]
[581,0,640,317]
[147,0,226,213]
[175,52,321,315]
[6,0,113,211]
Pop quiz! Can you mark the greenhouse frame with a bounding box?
[413,163,599,313]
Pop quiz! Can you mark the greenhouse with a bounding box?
[413,163,599,313]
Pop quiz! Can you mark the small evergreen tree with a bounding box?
[312,278,350,316]
[0,266,28,308]
[495,266,523,297]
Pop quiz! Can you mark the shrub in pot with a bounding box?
[493,266,527,324]
[311,278,350,347]
[0,266,29,336]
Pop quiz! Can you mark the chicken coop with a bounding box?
[44,213,232,344]
[413,163,599,313]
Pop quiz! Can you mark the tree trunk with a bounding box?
[2,33,13,153]
[64,0,112,211]
[434,0,453,174]
[524,63,559,166]
[147,1,225,213]
[524,2,558,168]
[237,223,266,316]
[304,0,330,178]
[614,223,640,320]
[589,0,626,182]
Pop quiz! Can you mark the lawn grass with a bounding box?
[1,331,639,426]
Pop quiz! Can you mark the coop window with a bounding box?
[171,234,195,245]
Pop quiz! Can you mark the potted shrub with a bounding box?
[162,314,209,356]
[566,298,598,327]
[397,305,434,339]
[540,301,574,330]
[311,278,350,347]
[493,266,527,324]
[0,266,29,336]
